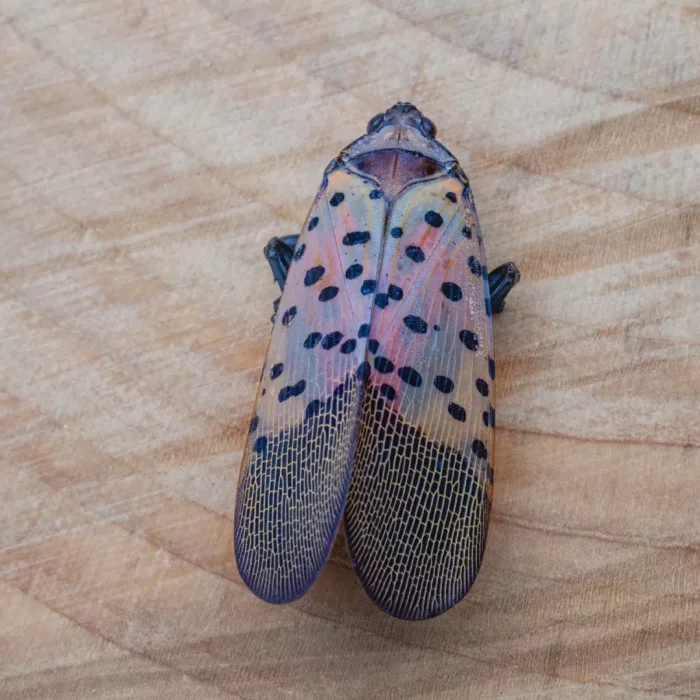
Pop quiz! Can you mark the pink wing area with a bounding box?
[345,175,496,620]
[235,168,386,603]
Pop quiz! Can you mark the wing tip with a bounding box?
[352,560,485,621]
[233,535,321,605]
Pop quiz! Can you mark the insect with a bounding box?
[235,103,520,620]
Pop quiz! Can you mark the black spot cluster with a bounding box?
[278,379,306,403]
[281,306,297,326]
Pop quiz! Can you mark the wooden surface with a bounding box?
[1,0,699,697]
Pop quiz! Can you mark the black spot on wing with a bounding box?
[361,280,377,295]
[397,366,422,387]
[390,226,403,239]
[340,339,357,354]
[249,415,259,433]
[304,332,322,349]
[304,266,325,286]
[369,189,383,199]
[374,356,395,374]
[441,282,462,301]
[281,306,297,325]
[293,243,306,261]
[368,339,379,354]
[278,379,306,403]
[489,357,496,380]
[329,192,345,207]
[345,263,363,280]
[308,216,319,231]
[468,255,482,276]
[358,323,370,338]
[433,376,454,394]
[343,231,371,246]
[388,284,403,301]
[424,210,444,227]
[252,435,267,454]
[405,245,425,263]
[404,315,428,334]
[459,329,479,351]
[476,378,489,397]
[319,286,339,302]
[483,405,496,427]
[321,331,343,350]
[445,192,457,203]
[462,225,472,239]
[472,439,488,459]
[270,362,284,380]
[374,293,389,309]
[447,402,467,422]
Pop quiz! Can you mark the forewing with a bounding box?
[345,175,495,619]
[235,168,386,603]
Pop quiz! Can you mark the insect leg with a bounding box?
[488,262,520,313]
[264,235,300,323]
[263,235,298,290]
[279,234,300,251]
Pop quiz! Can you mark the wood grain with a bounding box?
[1,0,699,697]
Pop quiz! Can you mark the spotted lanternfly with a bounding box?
[235,103,520,620]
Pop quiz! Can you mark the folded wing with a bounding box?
[345,175,496,619]
[235,168,386,603]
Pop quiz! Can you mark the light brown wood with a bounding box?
[1,0,699,697]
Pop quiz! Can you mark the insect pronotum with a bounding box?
[235,103,520,620]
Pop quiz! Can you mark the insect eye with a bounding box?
[367,113,385,134]
[420,117,437,139]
